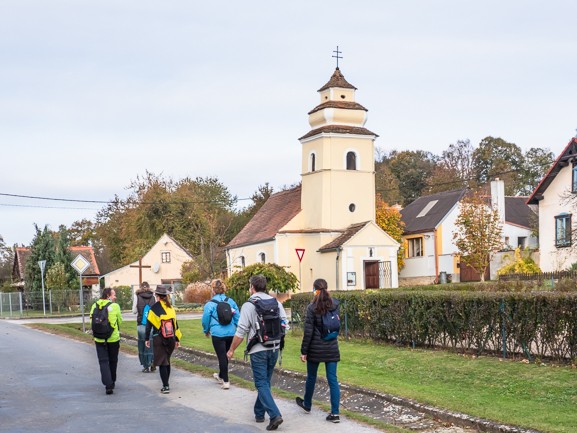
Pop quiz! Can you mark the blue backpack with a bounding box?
[319,304,340,341]
[141,304,151,325]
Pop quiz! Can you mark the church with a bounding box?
[225,67,399,292]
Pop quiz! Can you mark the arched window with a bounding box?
[346,151,357,170]
[310,153,316,172]
[259,252,266,263]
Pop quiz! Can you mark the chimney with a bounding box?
[490,178,506,224]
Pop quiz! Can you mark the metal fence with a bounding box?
[499,270,577,282]
[0,285,187,319]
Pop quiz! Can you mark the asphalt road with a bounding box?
[0,319,382,433]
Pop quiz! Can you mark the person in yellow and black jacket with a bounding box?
[145,284,182,394]
[89,288,123,395]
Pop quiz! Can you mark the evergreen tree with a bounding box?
[24,225,56,297]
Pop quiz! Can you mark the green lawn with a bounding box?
[97,319,577,432]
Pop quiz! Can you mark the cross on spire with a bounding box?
[332,46,342,69]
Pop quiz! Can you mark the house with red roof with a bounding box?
[528,137,577,271]
[12,245,100,289]
[226,68,400,292]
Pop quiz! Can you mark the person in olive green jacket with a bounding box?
[90,288,123,395]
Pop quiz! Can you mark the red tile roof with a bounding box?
[226,186,302,249]
[318,68,357,92]
[299,125,377,141]
[318,222,369,251]
[308,100,367,115]
[12,246,100,281]
[527,137,577,204]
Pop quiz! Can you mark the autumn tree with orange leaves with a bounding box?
[375,195,405,270]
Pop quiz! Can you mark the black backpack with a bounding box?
[319,303,340,341]
[210,297,233,325]
[247,297,284,351]
[92,301,113,340]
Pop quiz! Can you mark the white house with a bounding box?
[527,137,577,271]
[226,67,400,292]
[400,179,538,285]
[103,233,194,289]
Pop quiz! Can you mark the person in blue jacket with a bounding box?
[202,279,240,389]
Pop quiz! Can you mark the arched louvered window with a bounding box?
[346,151,357,170]
[310,153,316,172]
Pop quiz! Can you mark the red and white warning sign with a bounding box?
[295,248,305,262]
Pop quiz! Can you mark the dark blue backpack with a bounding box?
[319,304,340,341]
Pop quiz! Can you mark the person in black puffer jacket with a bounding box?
[295,278,341,423]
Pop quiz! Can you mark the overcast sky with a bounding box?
[1,1,576,247]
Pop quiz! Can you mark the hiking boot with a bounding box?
[105,388,113,395]
[295,397,310,413]
[212,373,223,384]
[266,416,283,431]
[221,382,230,390]
[160,386,170,394]
[326,413,340,423]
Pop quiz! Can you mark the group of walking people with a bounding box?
[90,275,341,431]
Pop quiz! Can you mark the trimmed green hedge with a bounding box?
[290,289,577,362]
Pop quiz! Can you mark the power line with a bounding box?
[0,192,253,206]
[0,203,99,210]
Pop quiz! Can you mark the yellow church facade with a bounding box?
[225,68,399,293]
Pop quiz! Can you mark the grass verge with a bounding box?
[32,320,577,433]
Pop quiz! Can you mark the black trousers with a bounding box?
[95,341,120,390]
[211,335,233,382]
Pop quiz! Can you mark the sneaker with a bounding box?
[161,386,170,394]
[295,397,311,413]
[326,414,340,423]
[266,416,283,431]
[150,364,156,372]
[212,373,223,384]
[105,388,113,395]
[221,382,230,390]
[142,367,150,373]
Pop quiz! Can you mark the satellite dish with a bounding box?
[152,263,160,273]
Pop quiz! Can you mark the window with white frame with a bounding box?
[161,251,171,263]
[555,214,572,248]
[406,237,423,257]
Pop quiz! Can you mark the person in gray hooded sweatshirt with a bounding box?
[132,281,156,372]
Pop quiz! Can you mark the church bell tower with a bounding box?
[299,67,377,230]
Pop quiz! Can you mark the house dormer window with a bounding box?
[555,213,572,248]
[346,151,357,170]
[572,164,577,192]
[161,252,171,263]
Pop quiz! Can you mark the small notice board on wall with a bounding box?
[347,272,356,286]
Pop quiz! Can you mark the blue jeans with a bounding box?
[250,350,281,420]
[304,361,340,415]
[137,325,154,368]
